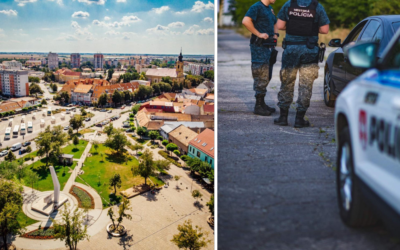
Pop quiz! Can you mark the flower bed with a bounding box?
[69,185,95,209]
[21,227,55,239]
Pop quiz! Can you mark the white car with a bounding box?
[0,150,8,157]
[64,126,70,130]
[334,36,400,231]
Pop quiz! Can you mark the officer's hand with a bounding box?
[258,33,269,39]
[273,34,278,39]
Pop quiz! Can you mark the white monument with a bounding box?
[31,166,69,216]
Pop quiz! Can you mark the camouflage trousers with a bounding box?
[278,45,319,112]
[251,63,270,97]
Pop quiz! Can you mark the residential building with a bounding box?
[197,80,214,92]
[168,125,198,155]
[91,81,140,105]
[55,68,81,83]
[48,52,59,70]
[25,60,42,67]
[205,93,214,103]
[130,80,150,86]
[187,63,214,75]
[164,121,205,134]
[94,53,104,69]
[0,69,29,97]
[0,97,39,114]
[188,128,214,168]
[71,84,93,104]
[3,60,22,70]
[28,71,44,78]
[71,53,81,68]
[145,51,184,84]
[160,123,181,141]
[202,104,214,115]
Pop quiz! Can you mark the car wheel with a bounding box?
[324,71,336,107]
[337,127,378,227]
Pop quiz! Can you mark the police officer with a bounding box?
[242,0,278,116]
[274,0,329,127]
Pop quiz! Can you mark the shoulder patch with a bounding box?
[271,9,275,15]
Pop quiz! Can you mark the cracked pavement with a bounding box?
[217,29,400,250]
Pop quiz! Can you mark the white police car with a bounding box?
[335,30,400,231]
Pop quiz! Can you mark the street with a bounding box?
[217,29,400,250]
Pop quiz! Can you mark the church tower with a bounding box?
[176,48,184,79]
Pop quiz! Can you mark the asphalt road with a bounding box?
[217,29,400,250]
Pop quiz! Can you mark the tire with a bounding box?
[336,127,378,227]
[324,71,336,107]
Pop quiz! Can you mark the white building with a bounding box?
[94,53,104,69]
[48,52,59,70]
[2,60,22,70]
[187,63,214,75]
[0,70,29,97]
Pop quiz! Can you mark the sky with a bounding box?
[0,0,215,55]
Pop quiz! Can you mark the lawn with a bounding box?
[76,144,142,207]
[25,158,77,192]
[61,140,88,159]
[131,136,149,145]
[17,211,38,227]
[78,129,95,135]
[15,150,38,164]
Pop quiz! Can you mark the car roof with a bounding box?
[369,15,400,22]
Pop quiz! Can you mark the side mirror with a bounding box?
[345,42,379,69]
[329,39,341,47]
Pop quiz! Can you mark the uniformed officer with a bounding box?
[274,0,330,127]
[242,0,279,116]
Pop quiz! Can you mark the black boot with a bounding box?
[254,95,271,116]
[294,111,310,128]
[259,94,276,113]
[273,108,288,126]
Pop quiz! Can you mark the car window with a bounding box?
[359,20,381,42]
[345,22,367,44]
[373,26,383,43]
[393,22,400,32]
[382,38,400,69]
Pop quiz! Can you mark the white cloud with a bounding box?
[175,11,186,14]
[146,25,169,35]
[105,30,120,36]
[92,20,107,27]
[71,21,81,29]
[47,0,63,6]
[15,0,37,7]
[123,36,130,40]
[203,17,213,23]
[0,29,3,32]
[121,15,140,24]
[152,6,170,14]
[183,25,200,35]
[191,1,214,12]
[168,22,185,28]
[197,28,214,35]
[74,0,105,5]
[122,32,135,40]
[0,9,18,16]
[72,11,90,18]
[93,15,140,29]
[116,0,126,2]
[75,28,92,36]
[104,16,111,21]
[56,34,79,41]
[170,31,181,35]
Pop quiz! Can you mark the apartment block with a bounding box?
[48,52,59,70]
[2,60,22,70]
[71,53,81,68]
[0,70,29,97]
[94,53,104,69]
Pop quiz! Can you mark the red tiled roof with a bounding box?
[189,129,214,158]
[203,105,214,113]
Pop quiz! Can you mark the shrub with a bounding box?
[173,150,180,156]
[137,152,143,156]
[158,150,182,168]
[181,155,190,161]
[129,113,134,118]
[129,118,134,121]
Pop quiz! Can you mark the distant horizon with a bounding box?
[0,52,214,57]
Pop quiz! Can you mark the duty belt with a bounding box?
[250,36,277,48]
[282,39,318,49]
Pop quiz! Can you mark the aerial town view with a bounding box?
[0,0,215,249]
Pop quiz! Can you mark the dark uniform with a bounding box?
[275,0,329,127]
[245,1,277,115]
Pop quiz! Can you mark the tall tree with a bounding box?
[36,126,68,166]
[70,115,84,134]
[132,149,156,185]
[29,83,43,97]
[171,219,210,250]
[98,93,109,107]
[107,68,114,81]
[109,173,122,194]
[4,151,16,162]
[104,129,128,155]
[103,123,115,136]
[52,204,90,250]
[136,127,147,139]
[112,90,123,106]
[148,131,159,143]
[0,180,25,250]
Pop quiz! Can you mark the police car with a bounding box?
[335,29,400,231]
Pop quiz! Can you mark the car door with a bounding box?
[332,21,367,94]
[346,19,383,83]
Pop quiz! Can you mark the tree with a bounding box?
[26,146,32,153]
[0,180,25,250]
[93,141,99,153]
[4,151,16,162]
[116,197,132,229]
[80,107,87,116]
[70,115,84,133]
[174,150,181,156]
[148,131,159,143]
[28,76,40,83]
[0,161,18,180]
[107,207,115,229]
[131,144,143,154]
[26,169,40,191]
[98,93,109,107]
[154,159,171,171]
[192,190,202,201]
[109,173,122,194]
[174,175,181,181]
[107,68,114,81]
[166,143,178,156]
[41,99,47,105]
[36,126,68,166]
[73,136,79,148]
[162,140,169,146]
[68,127,73,138]
[203,70,214,81]
[131,104,141,115]
[206,195,214,217]
[29,83,43,97]
[136,127,147,139]
[112,90,123,106]
[52,204,90,250]
[52,84,58,92]
[132,149,157,185]
[103,123,115,136]
[104,129,128,155]
[171,219,210,250]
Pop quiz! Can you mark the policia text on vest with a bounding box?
[274,0,330,128]
[242,0,279,117]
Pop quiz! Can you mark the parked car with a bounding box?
[122,123,130,128]
[85,117,91,122]
[108,110,112,113]
[96,123,103,127]
[0,150,8,157]
[125,128,134,132]
[334,32,400,232]
[64,126,70,130]
[324,15,400,107]
[101,109,107,112]
[22,141,31,147]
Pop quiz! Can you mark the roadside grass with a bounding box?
[15,150,38,164]
[17,211,38,227]
[25,159,77,191]
[62,140,88,159]
[76,144,143,208]
[78,129,95,135]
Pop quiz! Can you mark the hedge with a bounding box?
[158,150,182,168]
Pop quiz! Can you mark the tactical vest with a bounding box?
[286,0,319,36]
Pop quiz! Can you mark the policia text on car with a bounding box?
[242,0,279,116]
[274,0,329,128]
